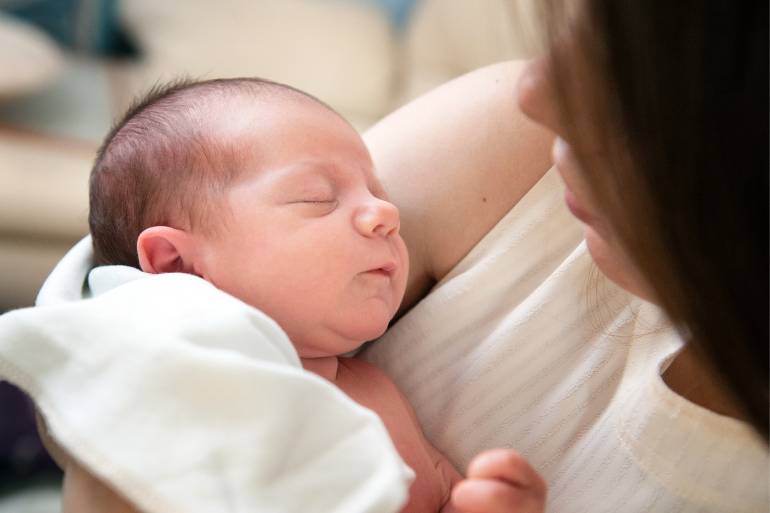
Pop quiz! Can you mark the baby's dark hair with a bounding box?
[89,77,332,268]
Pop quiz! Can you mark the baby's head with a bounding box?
[90,78,409,356]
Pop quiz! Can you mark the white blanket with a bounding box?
[0,237,412,513]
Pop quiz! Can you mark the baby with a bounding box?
[88,77,544,513]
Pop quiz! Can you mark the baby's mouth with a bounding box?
[363,262,396,278]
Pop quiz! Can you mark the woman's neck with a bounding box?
[300,356,340,383]
[662,345,747,421]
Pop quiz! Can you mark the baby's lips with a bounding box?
[361,261,397,277]
[379,262,397,273]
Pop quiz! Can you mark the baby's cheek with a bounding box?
[395,241,410,300]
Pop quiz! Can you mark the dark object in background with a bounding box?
[0,381,61,496]
[1,0,137,57]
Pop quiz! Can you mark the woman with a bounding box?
[20,1,768,512]
[363,1,767,512]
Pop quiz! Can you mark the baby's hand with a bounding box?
[449,449,546,513]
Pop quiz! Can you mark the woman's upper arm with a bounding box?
[364,60,554,311]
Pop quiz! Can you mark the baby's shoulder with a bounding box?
[335,357,410,412]
[337,357,398,388]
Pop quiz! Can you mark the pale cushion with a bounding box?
[0,239,73,309]
[0,131,92,238]
[399,0,544,103]
[0,12,63,100]
[0,56,114,142]
[118,0,396,129]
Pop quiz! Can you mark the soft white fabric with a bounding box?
[0,237,412,513]
[362,168,769,513]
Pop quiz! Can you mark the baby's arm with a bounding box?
[450,449,546,513]
[36,415,142,513]
[428,444,463,513]
[62,459,142,513]
[371,363,545,513]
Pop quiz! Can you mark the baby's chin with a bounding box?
[350,309,395,342]
[294,319,391,359]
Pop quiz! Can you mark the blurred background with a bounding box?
[0,0,541,510]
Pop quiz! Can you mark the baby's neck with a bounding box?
[301,356,340,382]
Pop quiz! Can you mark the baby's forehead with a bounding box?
[201,95,374,181]
[201,90,335,131]
[199,94,352,150]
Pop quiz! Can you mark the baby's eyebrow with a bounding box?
[280,160,383,197]
[269,165,339,198]
[272,162,334,184]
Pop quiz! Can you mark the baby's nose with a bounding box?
[355,198,400,238]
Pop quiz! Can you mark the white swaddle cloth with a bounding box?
[0,237,412,513]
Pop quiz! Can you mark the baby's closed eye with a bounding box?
[296,198,337,204]
[288,197,339,216]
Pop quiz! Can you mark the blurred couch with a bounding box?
[0,0,542,310]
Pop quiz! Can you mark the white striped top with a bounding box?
[361,169,768,513]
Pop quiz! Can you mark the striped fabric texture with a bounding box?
[362,169,769,513]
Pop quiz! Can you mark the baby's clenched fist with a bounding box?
[450,449,546,513]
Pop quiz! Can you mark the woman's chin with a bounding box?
[584,227,657,303]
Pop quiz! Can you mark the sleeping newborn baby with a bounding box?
[88,77,543,513]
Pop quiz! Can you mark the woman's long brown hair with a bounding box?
[543,1,768,436]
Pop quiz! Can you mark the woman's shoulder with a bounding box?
[364,61,555,313]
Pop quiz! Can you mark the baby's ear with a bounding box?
[136,226,198,275]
